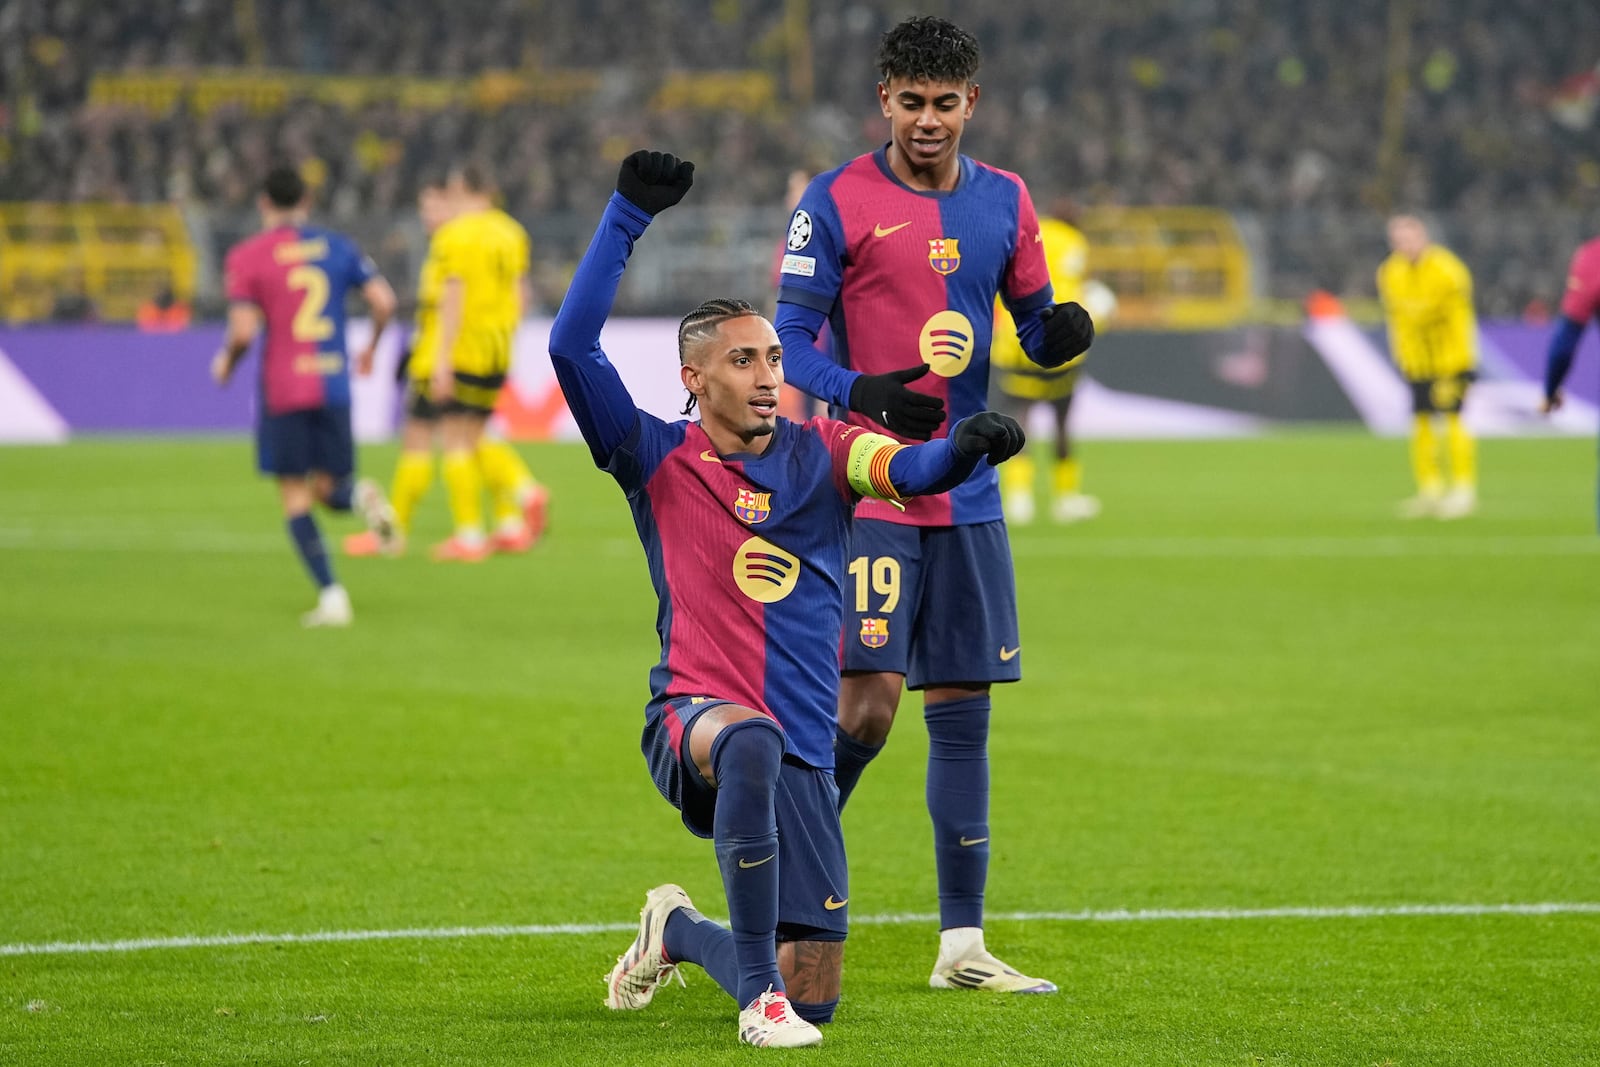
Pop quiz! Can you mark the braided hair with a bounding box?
[676,298,761,415]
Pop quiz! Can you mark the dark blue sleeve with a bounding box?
[886,420,983,497]
[1544,315,1586,401]
[775,184,860,408]
[548,193,655,468]
[1014,304,1052,365]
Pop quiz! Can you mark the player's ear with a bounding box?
[680,361,705,399]
[877,82,893,119]
[964,83,980,118]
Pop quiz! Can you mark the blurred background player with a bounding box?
[213,165,398,626]
[775,16,1093,994]
[991,198,1115,525]
[1541,230,1600,528]
[346,174,455,558]
[1376,214,1480,520]
[428,163,549,562]
[556,151,1027,1048]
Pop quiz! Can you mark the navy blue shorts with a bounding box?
[842,518,1021,688]
[256,406,354,478]
[641,697,849,940]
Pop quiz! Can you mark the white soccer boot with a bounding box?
[1051,492,1102,524]
[355,478,402,555]
[1435,486,1477,520]
[1003,489,1037,526]
[930,927,1057,994]
[738,987,823,1048]
[1396,490,1442,519]
[604,883,692,1010]
[300,584,353,628]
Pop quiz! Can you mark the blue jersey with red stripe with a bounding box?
[776,147,1054,526]
[549,193,988,771]
[224,225,378,415]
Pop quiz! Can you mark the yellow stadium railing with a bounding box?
[0,204,197,323]
[1079,206,1252,328]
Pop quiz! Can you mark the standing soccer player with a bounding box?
[992,201,1104,525]
[555,151,1025,1048]
[1376,215,1480,520]
[774,15,1093,994]
[345,174,456,558]
[428,164,549,561]
[1541,231,1600,527]
[214,165,398,626]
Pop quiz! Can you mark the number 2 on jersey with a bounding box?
[848,555,901,614]
[288,265,335,343]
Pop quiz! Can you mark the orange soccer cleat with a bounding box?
[429,535,490,563]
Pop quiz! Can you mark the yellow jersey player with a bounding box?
[427,163,549,561]
[991,205,1106,524]
[345,174,455,559]
[1376,215,1479,520]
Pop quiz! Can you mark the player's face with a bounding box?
[1388,217,1428,260]
[683,316,784,446]
[879,76,979,178]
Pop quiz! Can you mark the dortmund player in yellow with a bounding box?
[427,164,549,561]
[992,203,1102,524]
[346,175,455,558]
[1376,215,1479,520]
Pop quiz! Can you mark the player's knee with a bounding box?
[839,674,901,744]
[707,716,784,788]
[790,998,838,1025]
[924,694,990,756]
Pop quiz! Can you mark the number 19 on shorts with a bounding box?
[848,555,901,614]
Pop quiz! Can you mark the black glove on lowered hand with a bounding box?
[1038,301,1095,368]
[848,364,946,440]
[951,411,1027,466]
[616,150,696,216]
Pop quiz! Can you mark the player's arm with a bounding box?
[1008,190,1092,370]
[774,188,946,440]
[549,150,695,466]
[355,275,397,376]
[211,302,262,386]
[1542,316,1587,413]
[430,274,465,402]
[836,413,1026,505]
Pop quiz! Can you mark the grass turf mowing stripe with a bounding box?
[7,901,1598,958]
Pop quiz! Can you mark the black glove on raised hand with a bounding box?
[1038,300,1095,368]
[615,150,696,216]
[951,411,1027,466]
[848,364,946,440]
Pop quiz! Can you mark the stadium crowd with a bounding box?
[2,0,1596,316]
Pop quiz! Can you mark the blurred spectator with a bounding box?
[135,285,192,331]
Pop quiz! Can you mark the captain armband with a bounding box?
[846,432,907,504]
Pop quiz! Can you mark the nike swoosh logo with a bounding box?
[824,896,848,910]
[699,449,720,462]
[999,646,1021,661]
[738,854,775,869]
[873,221,911,238]
[959,836,988,847]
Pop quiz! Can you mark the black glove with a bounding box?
[951,411,1027,466]
[848,364,946,440]
[1038,301,1094,368]
[616,150,696,215]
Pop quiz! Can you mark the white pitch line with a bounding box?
[5,901,1598,958]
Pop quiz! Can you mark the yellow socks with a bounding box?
[390,451,434,535]
[1445,413,1476,490]
[1053,457,1083,497]
[442,449,485,540]
[1000,454,1036,499]
[1410,415,1443,496]
[476,439,536,528]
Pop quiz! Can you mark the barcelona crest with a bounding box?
[928,238,961,275]
[733,488,772,524]
[859,617,890,648]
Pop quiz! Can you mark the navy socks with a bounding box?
[286,512,334,589]
[832,726,883,811]
[925,694,991,930]
[708,719,786,1006]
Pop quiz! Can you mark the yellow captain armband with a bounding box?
[846,432,908,505]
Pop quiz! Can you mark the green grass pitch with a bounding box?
[2,432,1598,1066]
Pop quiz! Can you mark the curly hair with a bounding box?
[677,297,761,414]
[876,15,981,86]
